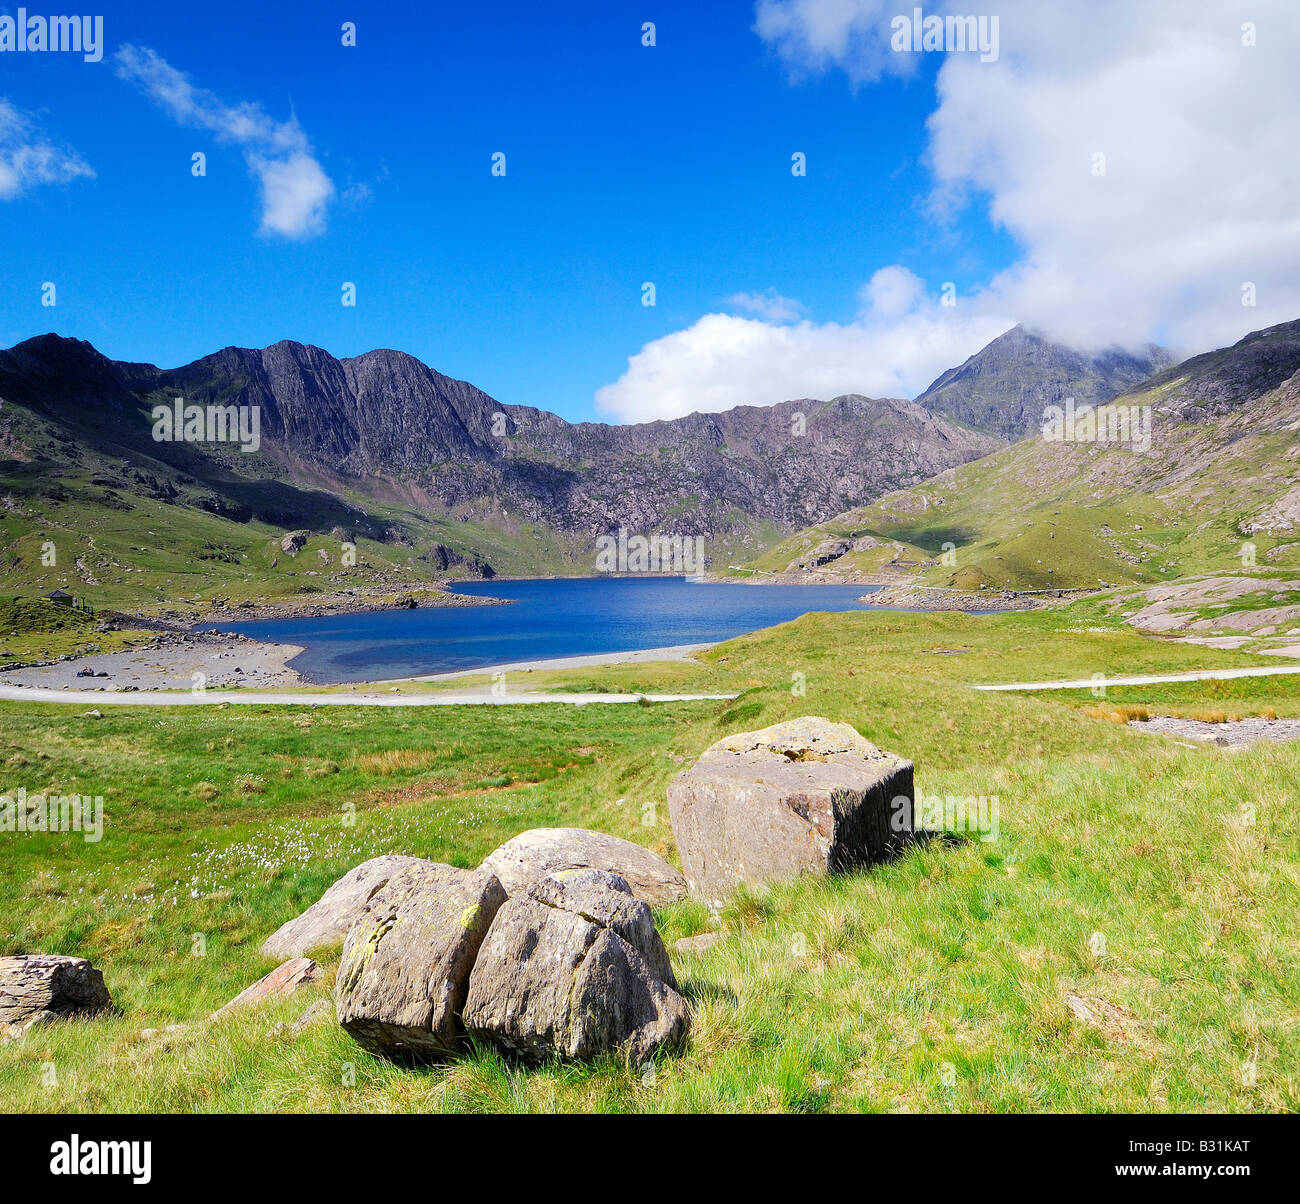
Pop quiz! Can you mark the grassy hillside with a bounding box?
[1,602,1294,1112]
[0,393,802,614]
[0,597,146,664]
[740,324,1300,591]
[0,396,589,614]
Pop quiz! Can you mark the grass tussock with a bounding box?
[354,748,443,775]
[1082,703,1150,724]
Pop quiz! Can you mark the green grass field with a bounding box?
[1,603,1296,1112]
[737,368,1300,593]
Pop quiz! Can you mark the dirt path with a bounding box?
[0,684,737,708]
[973,665,1300,691]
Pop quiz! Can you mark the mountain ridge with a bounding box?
[742,318,1300,590]
[0,323,1185,609]
[915,323,1174,440]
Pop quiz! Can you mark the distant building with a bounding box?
[42,589,75,607]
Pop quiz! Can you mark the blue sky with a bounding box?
[1,1,1297,423]
[0,1,1018,420]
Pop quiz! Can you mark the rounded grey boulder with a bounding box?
[463,869,690,1064]
[335,862,508,1060]
[262,854,434,960]
[480,827,687,906]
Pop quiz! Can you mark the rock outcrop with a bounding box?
[667,717,914,905]
[279,530,309,556]
[463,869,689,1064]
[0,954,112,1036]
[480,827,687,906]
[335,862,507,1059]
[262,854,433,959]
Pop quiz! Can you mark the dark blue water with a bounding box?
[201,577,880,683]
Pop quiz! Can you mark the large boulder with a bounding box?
[666,716,914,905]
[480,827,687,907]
[262,855,433,959]
[0,954,112,1035]
[335,862,507,1060]
[463,869,689,1064]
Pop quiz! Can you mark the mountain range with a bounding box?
[0,323,1185,608]
[749,319,1300,590]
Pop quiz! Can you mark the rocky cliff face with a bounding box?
[916,324,1174,440]
[0,325,1186,568]
[1114,318,1300,419]
[4,335,1001,541]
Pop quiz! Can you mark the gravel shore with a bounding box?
[859,585,1092,612]
[1132,714,1300,748]
[0,632,305,692]
[183,586,509,625]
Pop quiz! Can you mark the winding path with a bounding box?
[0,685,737,708]
[972,664,1300,691]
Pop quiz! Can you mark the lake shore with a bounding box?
[396,641,714,682]
[6,577,880,692]
[0,635,718,694]
[186,585,509,625]
[859,584,1096,612]
[0,630,307,692]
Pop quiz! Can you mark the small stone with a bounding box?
[210,957,319,1020]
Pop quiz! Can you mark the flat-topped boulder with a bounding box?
[463,869,690,1064]
[0,954,112,1035]
[666,716,914,905]
[480,827,687,906]
[262,854,434,959]
[335,862,507,1060]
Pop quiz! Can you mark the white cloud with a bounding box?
[602,1,1300,423]
[757,0,1300,354]
[754,0,911,84]
[0,99,93,199]
[115,45,334,238]
[341,180,373,209]
[596,271,1012,423]
[859,265,923,318]
[726,289,806,322]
